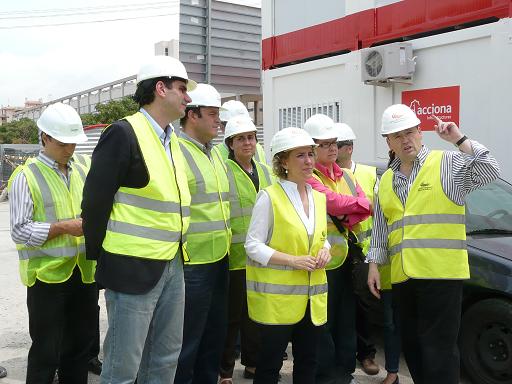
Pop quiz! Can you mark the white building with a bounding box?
[261,0,512,181]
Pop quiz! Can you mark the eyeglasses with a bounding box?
[317,140,338,149]
[337,140,353,148]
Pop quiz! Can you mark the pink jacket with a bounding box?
[307,162,371,230]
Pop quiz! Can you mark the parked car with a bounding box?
[370,164,512,384]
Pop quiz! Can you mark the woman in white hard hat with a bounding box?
[367,104,500,384]
[244,127,331,384]
[218,116,274,383]
[302,114,372,384]
[215,100,267,164]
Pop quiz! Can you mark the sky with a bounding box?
[0,0,261,107]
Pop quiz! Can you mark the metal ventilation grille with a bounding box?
[365,50,383,78]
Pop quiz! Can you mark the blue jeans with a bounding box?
[174,256,229,384]
[381,290,400,374]
[100,254,185,384]
[316,262,357,384]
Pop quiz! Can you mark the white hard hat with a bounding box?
[271,127,317,158]
[303,114,337,140]
[37,103,88,144]
[219,100,251,122]
[187,83,225,109]
[335,123,357,141]
[137,55,197,91]
[224,116,257,142]
[381,104,421,135]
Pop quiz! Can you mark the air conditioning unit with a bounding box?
[361,42,416,86]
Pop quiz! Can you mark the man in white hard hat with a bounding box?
[367,104,500,384]
[81,55,195,384]
[334,122,384,380]
[174,83,232,384]
[215,99,267,163]
[9,102,96,384]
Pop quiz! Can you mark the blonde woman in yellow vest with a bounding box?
[219,116,274,383]
[245,127,331,384]
[302,114,372,384]
[9,103,96,384]
[367,105,500,384]
[336,122,399,384]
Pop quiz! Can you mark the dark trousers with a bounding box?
[254,304,321,384]
[26,267,97,384]
[381,290,401,373]
[316,262,357,384]
[220,269,260,378]
[90,287,100,360]
[175,256,229,384]
[393,279,463,384]
[355,297,377,362]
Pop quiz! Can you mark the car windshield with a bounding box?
[465,179,512,234]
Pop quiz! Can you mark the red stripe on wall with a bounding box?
[262,0,512,70]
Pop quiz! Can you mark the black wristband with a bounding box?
[455,135,468,147]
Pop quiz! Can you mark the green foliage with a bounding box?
[0,118,39,144]
[81,97,139,125]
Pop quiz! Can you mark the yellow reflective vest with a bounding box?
[73,153,91,169]
[179,137,231,264]
[352,163,393,290]
[102,112,191,261]
[226,159,274,270]
[9,158,95,287]
[214,142,267,164]
[379,150,469,284]
[246,183,328,326]
[312,168,363,270]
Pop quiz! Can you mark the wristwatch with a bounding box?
[455,135,468,147]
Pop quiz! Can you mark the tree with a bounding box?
[0,118,39,144]
[81,96,138,125]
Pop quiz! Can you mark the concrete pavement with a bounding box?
[0,200,419,383]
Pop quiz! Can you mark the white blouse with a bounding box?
[244,179,329,266]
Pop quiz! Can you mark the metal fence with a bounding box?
[0,144,40,188]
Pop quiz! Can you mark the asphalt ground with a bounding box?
[0,201,469,383]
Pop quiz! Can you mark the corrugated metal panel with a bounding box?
[75,127,105,155]
[179,0,261,94]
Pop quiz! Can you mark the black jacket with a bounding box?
[81,119,168,294]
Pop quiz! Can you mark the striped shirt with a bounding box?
[9,152,73,248]
[366,141,500,265]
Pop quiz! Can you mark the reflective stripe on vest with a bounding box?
[15,159,95,286]
[379,150,469,284]
[226,160,274,270]
[73,153,91,169]
[246,183,328,326]
[102,112,191,261]
[179,137,231,264]
[247,280,328,296]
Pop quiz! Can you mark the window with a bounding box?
[278,101,341,130]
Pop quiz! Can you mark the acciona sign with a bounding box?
[411,101,452,116]
[402,86,460,131]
